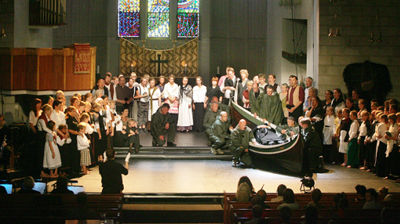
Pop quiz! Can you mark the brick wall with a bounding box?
[318,0,400,100]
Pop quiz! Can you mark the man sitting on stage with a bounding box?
[300,118,323,174]
[231,119,256,168]
[209,111,232,155]
[150,103,175,147]
[277,116,300,138]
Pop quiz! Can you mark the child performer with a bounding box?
[77,123,91,175]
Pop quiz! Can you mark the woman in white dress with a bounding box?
[177,76,193,132]
[148,78,162,121]
[43,120,62,178]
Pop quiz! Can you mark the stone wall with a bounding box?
[318,0,400,100]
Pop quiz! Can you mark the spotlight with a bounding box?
[300,176,315,193]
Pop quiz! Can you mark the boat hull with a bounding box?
[230,101,304,175]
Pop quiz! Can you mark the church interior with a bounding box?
[1,0,400,223]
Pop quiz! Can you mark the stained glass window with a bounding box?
[177,0,199,38]
[147,0,170,38]
[118,0,140,37]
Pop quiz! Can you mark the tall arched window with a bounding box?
[177,0,199,38]
[147,0,170,38]
[118,0,140,37]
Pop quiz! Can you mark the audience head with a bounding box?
[237,176,254,192]
[257,189,267,202]
[283,188,295,203]
[365,188,378,202]
[252,204,264,219]
[22,176,35,190]
[334,193,348,209]
[55,176,69,191]
[280,206,292,223]
[304,205,318,224]
[277,184,287,196]
[378,187,389,198]
[355,184,367,198]
[311,188,322,204]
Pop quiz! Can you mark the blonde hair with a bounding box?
[78,123,86,131]
[240,69,249,77]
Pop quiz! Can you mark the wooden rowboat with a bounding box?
[230,101,304,175]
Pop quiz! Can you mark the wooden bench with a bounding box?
[0,194,123,223]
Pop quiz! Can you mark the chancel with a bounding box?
[1,0,400,223]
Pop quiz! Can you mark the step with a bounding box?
[115,153,232,160]
[114,146,212,151]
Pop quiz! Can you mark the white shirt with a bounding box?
[193,85,207,103]
[37,115,53,134]
[372,123,388,144]
[56,135,71,146]
[114,115,123,132]
[50,110,66,128]
[349,120,359,140]
[358,121,368,139]
[163,82,180,99]
[77,134,90,150]
[29,110,42,126]
[138,84,149,103]
[386,123,399,157]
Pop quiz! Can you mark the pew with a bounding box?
[0,194,123,223]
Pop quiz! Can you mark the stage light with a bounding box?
[300,176,315,193]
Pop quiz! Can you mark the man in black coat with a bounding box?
[300,118,323,174]
[99,149,128,194]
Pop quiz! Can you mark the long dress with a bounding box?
[43,132,62,169]
[148,87,161,121]
[347,120,360,167]
[177,84,193,131]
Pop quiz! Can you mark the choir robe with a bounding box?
[203,110,220,136]
[208,118,231,150]
[150,108,173,146]
[249,89,262,115]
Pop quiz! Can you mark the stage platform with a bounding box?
[114,132,233,160]
[66,160,400,194]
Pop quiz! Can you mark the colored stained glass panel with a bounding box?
[148,0,170,38]
[177,0,199,13]
[118,0,140,37]
[177,13,199,38]
[177,0,199,38]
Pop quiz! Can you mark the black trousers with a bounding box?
[168,114,178,143]
[366,141,376,169]
[358,136,367,164]
[289,104,304,122]
[193,102,205,132]
[376,142,387,177]
[94,131,107,158]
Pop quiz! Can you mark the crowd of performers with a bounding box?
[2,66,398,178]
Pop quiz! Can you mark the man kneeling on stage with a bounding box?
[230,119,256,168]
[209,111,232,155]
[150,104,175,147]
[300,118,323,174]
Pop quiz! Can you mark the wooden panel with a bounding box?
[12,55,38,90]
[0,55,11,90]
[65,55,91,91]
[39,55,54,90]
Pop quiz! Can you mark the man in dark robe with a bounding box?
[150,104,175,147]
[250,83,262,116]
[99,149,128,194]
[259,85,284,125]
[230,119,255,168]
[209,111,231,155]
[300,118,323,174]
